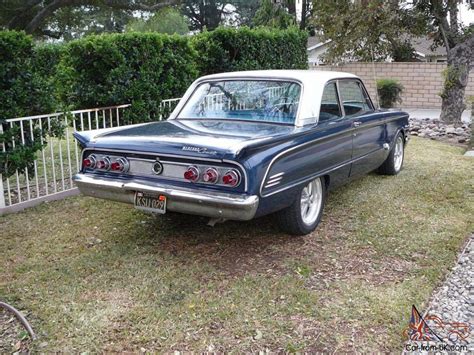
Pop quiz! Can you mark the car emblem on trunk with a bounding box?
[182,146,218,155]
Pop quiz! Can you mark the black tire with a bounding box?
[377,133,405,175]
[276,176,327,236]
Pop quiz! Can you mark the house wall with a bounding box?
[307,46,328,65]
[310,62,474,109]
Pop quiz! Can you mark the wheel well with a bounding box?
[399,129,406,142]
[322,175,330,190]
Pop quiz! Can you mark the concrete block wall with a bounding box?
[310,63,474,109]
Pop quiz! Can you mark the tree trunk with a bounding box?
[299,0,307,30]
[440,38,473,125]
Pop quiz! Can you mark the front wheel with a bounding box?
[277,177,326,236]
[377,133,405,175]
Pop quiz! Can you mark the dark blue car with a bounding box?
[73,70,409,235]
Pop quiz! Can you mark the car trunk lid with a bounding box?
[74,119,297,160]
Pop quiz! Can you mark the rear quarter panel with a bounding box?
[240,121,353,217]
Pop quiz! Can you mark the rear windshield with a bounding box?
[177,80,301,124]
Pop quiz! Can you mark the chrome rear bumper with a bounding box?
[73,173,259,221]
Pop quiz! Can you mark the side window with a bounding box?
[319,82,342,122]
[339,80,373,117]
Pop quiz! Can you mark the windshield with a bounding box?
[177,80,301,124]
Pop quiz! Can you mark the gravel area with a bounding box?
[409,117,471,147]
[404,235,473,352]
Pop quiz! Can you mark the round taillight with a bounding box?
[203,168,218,184]
[96,157,111,170]
[83,155,96,169]
[184,166,199,182]
[222,170,240,187]
[110,158,129,173]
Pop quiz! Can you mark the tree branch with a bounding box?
[5,0,43,29]
[431,0,452,54]
[24,0,84,34]
[102,0,181,12]
[24,0,181,34]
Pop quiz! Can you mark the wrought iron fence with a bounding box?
[1,98,181,215]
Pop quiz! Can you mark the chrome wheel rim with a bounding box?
[300,178,323,225]
[394,136,404,172]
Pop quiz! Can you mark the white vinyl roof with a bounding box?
[169,70,360,126]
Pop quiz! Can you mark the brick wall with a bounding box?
[310,62,474,109]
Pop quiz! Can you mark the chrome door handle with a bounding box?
[353,121,362,127]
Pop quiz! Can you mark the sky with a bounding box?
[459,3,474,26]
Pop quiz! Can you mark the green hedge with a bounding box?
[0,31,58,120]
[0,31,63,178]
[193,27,308,75]
[57,32,198,123]
[1,27,309,120]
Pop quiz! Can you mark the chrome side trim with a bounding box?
[261,148,383,198]
[81,148,249,192]
[266,177,282,184]
[73,173,259,221]
[269,172,284,179]
[265,181,281,188]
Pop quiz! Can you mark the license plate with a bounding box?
[134,192,166,214]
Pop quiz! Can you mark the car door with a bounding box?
[313,81,353,187]
[337,79,386,177]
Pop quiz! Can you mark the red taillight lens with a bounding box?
[111,158,129,173]
[184,166,199,182]
[96,158,110,170]
[110,161,122,171]
[203,168,218,184]
[83,158,92,168]
[222,170,240,187]
[83,155,96,169]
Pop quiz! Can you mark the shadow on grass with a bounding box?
[129,211,308,276]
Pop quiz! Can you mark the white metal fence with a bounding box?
[1,99,180,215]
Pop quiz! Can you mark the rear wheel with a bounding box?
[378,133,405,175]
[277,177,326,236]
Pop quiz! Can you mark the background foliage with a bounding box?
[126,7,189,35]
[193,26,308,75]
[57,32,198,123]
[0,31,63,178]
[0,31,57,119]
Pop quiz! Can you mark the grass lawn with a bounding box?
[1,137,473,352]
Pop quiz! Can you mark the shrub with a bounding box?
[57,32,199,123]
[0,31,58,119]
[32,43,64,110]
[0,31,62,179]
[192,26,308,75]
[376,78,404,108]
